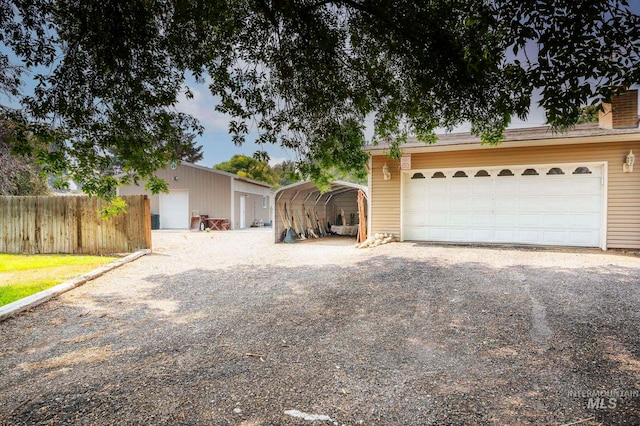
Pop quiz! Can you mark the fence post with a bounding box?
[144,195,152,252]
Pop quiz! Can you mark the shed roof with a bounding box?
[180,162,273,189]
[116,161,274,189]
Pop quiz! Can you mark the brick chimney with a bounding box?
[599,89,639,129]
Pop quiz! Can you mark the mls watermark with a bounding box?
[567,389,640,410]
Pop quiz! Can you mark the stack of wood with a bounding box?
[278,202,328,242]
[355,233,393,249]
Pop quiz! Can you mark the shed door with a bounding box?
[160,190,189,229]
[403,165,603,247]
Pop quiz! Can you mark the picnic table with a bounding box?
[203,217,230,230]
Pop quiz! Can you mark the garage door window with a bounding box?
[474,170,490,177]
[453,171,468,178]
[498,169,514,176]
[522,168,539,176]
[573,167,592,174]
[411,172,426,179]
[547,167,565,175]
[431,172,446,178]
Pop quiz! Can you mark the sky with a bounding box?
[174,75,296,168]
[176,75,550,168]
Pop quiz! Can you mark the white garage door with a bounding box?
[160,190,189,229]
[403,164,604,247]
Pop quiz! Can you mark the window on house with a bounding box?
[573,167,592,174]
[522,168,539,176]
[547,167,564,175]
[411,172,426,179]
[431,172,446,178]
[474,170,490,177]
[498,169,514,176]
[453,171,468,178]
[262,196,267,208]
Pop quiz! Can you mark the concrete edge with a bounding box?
[0,249,151,322]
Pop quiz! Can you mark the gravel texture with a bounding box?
[1,229,639,425]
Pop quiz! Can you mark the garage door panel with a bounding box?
[472,198,493,212]
[495,180,518,192]
[403,165,602,247]
[544,178,570,194]
[405,212,426,227]
[495,214,518,227]
[429,198,449,212]
[495,198,518,212]
[450,182,472,196]
[429,213,448,226]
[518,229,543,243]
[429,228,449,240]
[450,228,471,241]
[519,181,541,195]
[429,182,449,196]
[567,196,601,211]
[405,227,427,240]
[472,214,494,226]
[472,229,494,240]
[543,198,567,212]
[543,230,570,244]
[542,214,572,227]
[570,179,601,194]
[495,229,516,242]
[405,197,427,211]
[450,198,471,211]
[519,214,541,227]
[450,213,470,226]
[519,198,546,212]
[472,181,493,195]
[570,214,600,229]
[569,231,600,246]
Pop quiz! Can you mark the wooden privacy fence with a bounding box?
[0,195,151,254]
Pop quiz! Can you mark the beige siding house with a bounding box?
[365,90,640,249]
[118,162,273,230]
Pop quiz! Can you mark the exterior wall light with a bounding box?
[173,176,179,181]
[624,150,634,173]
[382,163,391,180]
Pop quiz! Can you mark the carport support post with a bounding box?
[230,177,235,230]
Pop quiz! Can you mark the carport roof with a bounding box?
[275,180,368,201]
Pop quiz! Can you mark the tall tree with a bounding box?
[272,160,302,187]
[576,105,601,124]
[1,1,639,197]
[0,122,49,195]
[214,155,277,186]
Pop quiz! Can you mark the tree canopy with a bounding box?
[576,105,601,124]
[0,122,49,195]
[1,0,639,197]
[214,155,278,186]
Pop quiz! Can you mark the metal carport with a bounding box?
[273,181,368,243]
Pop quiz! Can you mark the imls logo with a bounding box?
[587,397,617,409]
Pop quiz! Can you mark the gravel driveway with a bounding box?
[1,229,639,425]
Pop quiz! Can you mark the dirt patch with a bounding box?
[18,346,117,371]
[1,230,639,425]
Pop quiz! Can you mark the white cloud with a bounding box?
[175,83,232,132]
[268,156,290,167]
